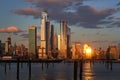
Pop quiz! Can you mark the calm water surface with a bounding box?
[0,62,120,80]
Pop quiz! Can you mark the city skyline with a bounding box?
[0,0,120,49]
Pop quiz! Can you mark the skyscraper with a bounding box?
[29,26,37,58]
[5,40,9,54]
[50,25,54,51]
[7,37,11,45]
[67,27,71,58]
[54,32,58,49]
[46,21,51,55]
[58,35,60,51]
[60,21,67,58]
[39,11,49,58]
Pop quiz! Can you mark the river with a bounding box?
[0,61,120,80]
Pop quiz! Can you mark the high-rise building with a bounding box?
[60,21,67,58]
[46,21,51,55]
[7,37,11,45]
[5,40,9,54]
[71,43,82,59]
[1,43,5,54]
[67,27,71,58]
[39,11,49,58]
[4,37,12,54]
[50,25,54,51]
[107,46,119,59]
[29,26,37,58]
[58,35,60,51]
[54,32,58,49]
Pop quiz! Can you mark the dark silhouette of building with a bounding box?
[106,46,110,60]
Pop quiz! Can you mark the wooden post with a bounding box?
[79,60,83,80]
[16,58,19,80]
[110,60,113,70]
[28,59,31,79]
[74,61,78,80]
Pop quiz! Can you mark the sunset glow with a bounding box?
[84,44,92,59]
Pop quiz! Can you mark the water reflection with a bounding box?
[1,61,120,80]
[83,62,94,80]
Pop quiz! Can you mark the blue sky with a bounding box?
[0,0,120,49]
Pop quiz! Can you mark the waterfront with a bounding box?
[0,61,120,80]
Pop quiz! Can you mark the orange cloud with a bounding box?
[0,26,23,33]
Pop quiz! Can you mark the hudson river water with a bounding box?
[0,61,120,80]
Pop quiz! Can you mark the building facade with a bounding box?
[60,21,67,58]
[50,25,54,51]
[67,27,71,58]
[5,41,9,54]
[29,26,37,58]
[39,11,50,58]
[46,21,51,55]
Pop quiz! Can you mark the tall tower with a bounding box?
[40,11,49,58]
[7,37,11,45]
[5,40,9,54]
[54,32,58,49]
[29,26,37,58]
[46,21,51,55]
[4,37,11,54]
[50,25,54,51]
[58,35,60,50]
[67,27,71,58]
[60,21,67,58]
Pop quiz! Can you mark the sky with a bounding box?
[0,0,120,50]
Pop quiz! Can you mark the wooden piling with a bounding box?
[16,58,19,80]
[74,61,78,80]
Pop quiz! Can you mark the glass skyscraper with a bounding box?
[39,11,50,58]
[60,21,67,58]
[29,26,37,58]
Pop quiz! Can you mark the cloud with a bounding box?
[11,7,41,18]
[0,26,23,33]
[49,6,116,28]
[12,0,117,28]
[112,21,120,27]
[117,1,120,6]
[102,15,120,28]
[74,6,116,28]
